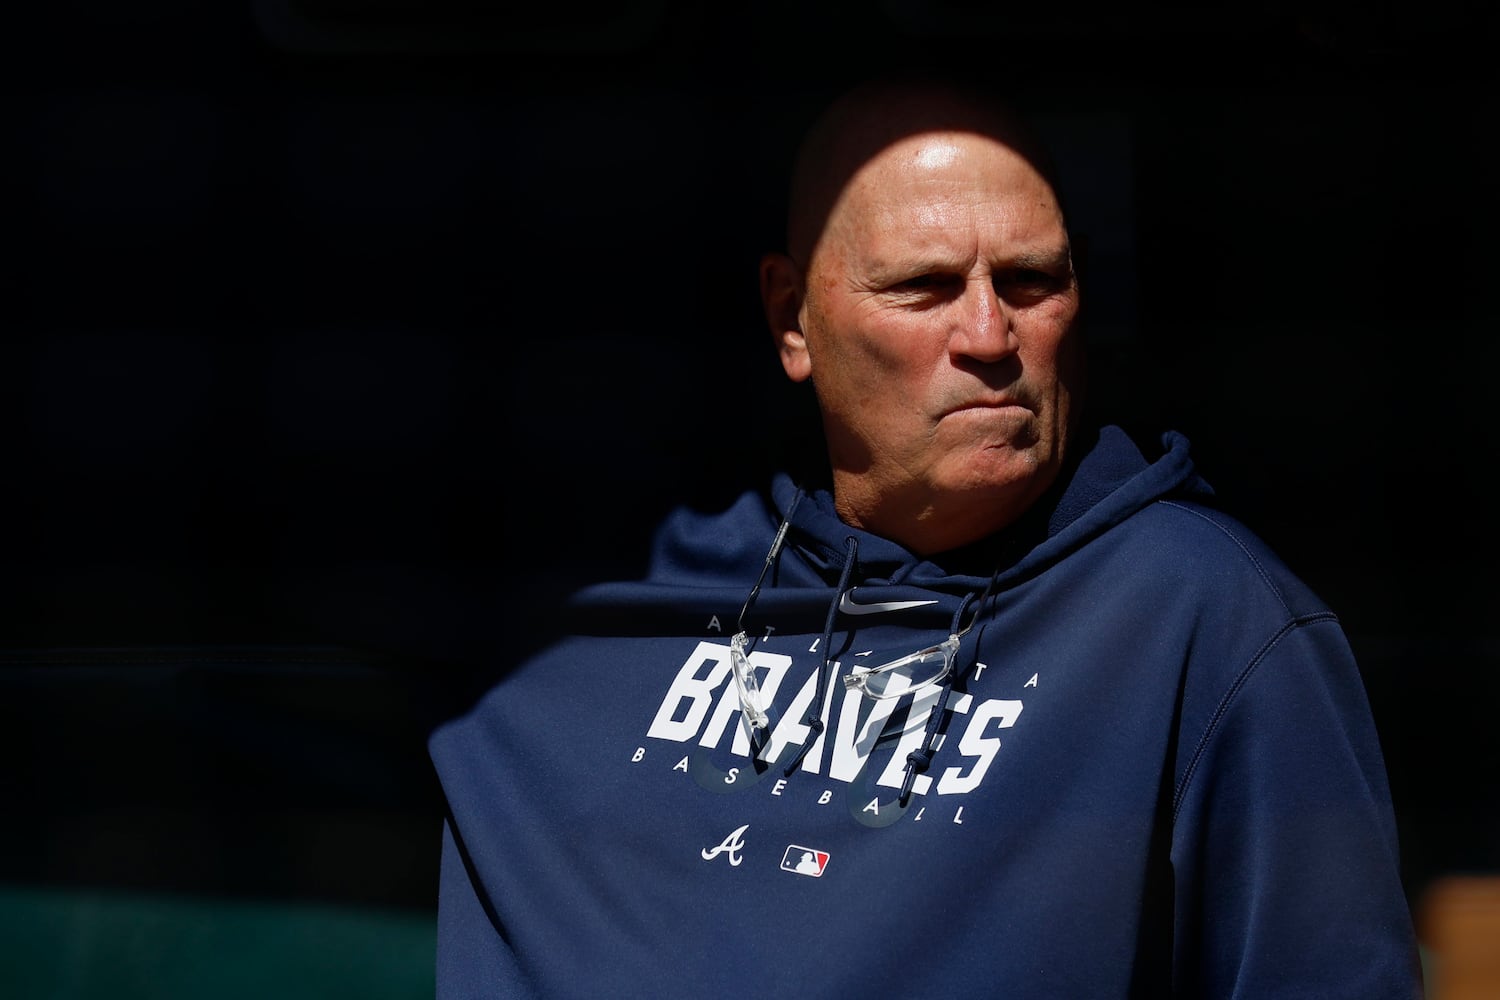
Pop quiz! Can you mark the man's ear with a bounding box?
[759,252,812,383]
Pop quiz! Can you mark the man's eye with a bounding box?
[892,273,959,293]
[996,269,1068,299]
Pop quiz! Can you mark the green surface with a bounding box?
[0,886,435,1000]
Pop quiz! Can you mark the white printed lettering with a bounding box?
[645,644,1020,802]
[953,806,965,825]
[647,643,734,742]
[936,699,1023,794]
[707,615,721,632]
[1024,673,1038,688]
[828,687,901,782]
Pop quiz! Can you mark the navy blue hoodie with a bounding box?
[429,425,1422,998]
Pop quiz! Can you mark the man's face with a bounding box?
[776,129,1082,554]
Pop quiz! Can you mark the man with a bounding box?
[429,77,1423,997]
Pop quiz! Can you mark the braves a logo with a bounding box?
[701,824,749,866]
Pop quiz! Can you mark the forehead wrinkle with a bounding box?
[842,179,1067,287]
[821,152,981,276]
[861,220,976,286]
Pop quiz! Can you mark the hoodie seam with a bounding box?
[1170,611,1340,822]
[1155,500,1293,618]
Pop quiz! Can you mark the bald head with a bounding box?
[785,77,1064,267]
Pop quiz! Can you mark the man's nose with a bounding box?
[949,280,1017,363]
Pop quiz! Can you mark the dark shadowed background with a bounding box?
[4,2,1496,996]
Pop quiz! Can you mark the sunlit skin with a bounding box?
[762,115,1083,556]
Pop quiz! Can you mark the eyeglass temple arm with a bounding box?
[737,491,803,635]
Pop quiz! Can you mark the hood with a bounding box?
[644,424,1213,597]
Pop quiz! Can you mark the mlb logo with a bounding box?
[780,845,830,878]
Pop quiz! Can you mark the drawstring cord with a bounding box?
[784,534,860,777]
[899,591,978,804]
[897,556,1005,803]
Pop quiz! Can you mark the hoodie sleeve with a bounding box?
[1169,616,1425,998]
[436,820,539,1000]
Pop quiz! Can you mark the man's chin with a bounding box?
[935,446,1060,507]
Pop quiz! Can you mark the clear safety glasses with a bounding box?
[729,630,772,730]
[841,633,962,699]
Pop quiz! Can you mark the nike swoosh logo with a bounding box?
[838,591,939,616]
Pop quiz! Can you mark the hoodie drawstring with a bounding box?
[783,534,859,777]
[899,591,979,804]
